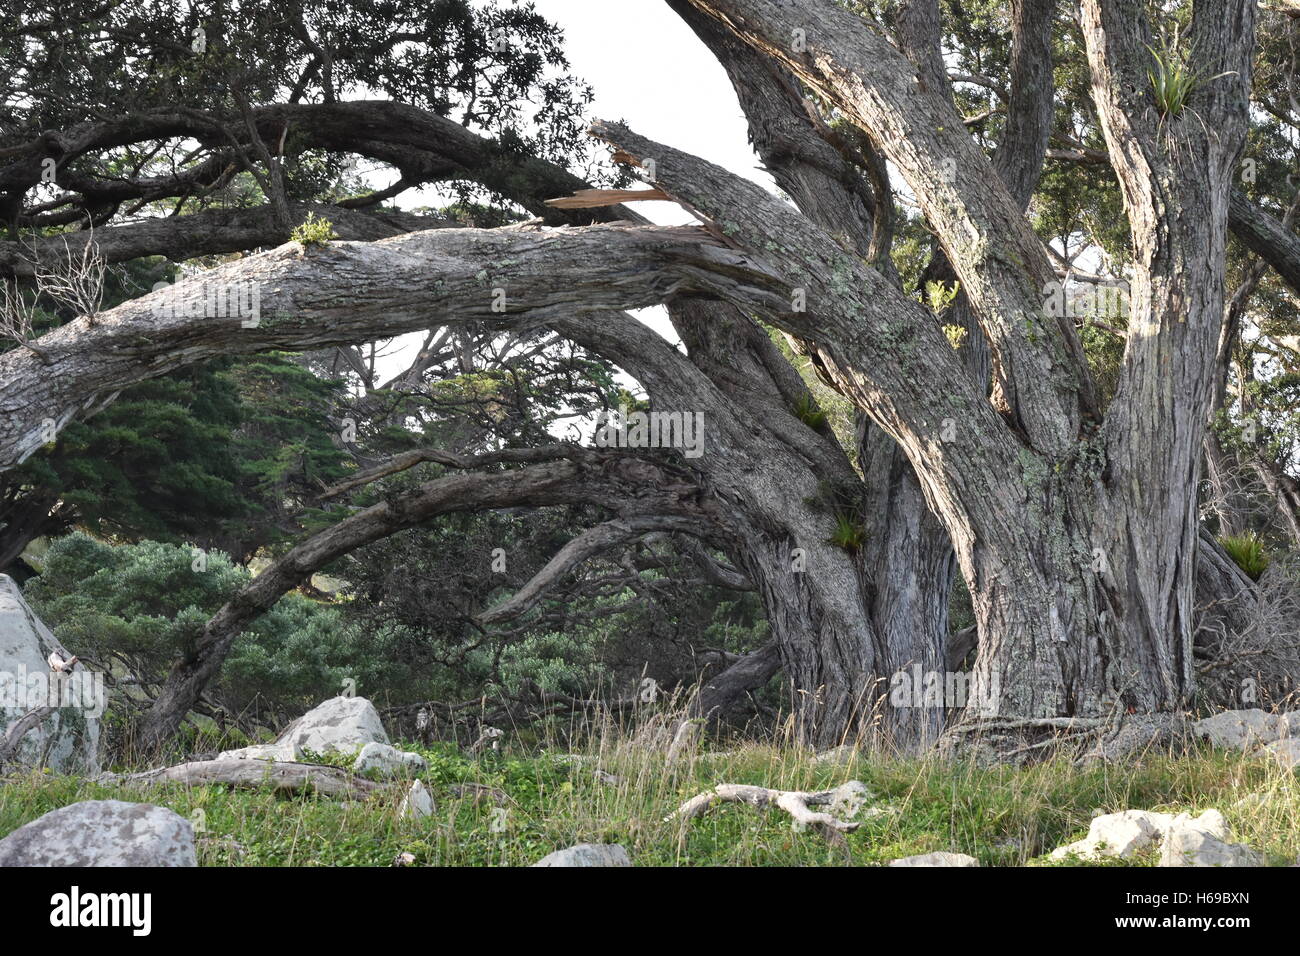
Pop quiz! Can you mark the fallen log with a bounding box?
[98,758,389,798]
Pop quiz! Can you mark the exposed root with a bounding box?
[668,780,869,833]
[937,712,1192,767]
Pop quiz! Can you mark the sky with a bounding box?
[380,0,775,381]
[525,0,775,206]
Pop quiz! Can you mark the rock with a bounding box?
[828,780,872,817]
[1172,809,1229,840]
[1050,810,1169,861]
[1193,709,1283,750]
[219,695,389,761]
[1232,792,1268,810]
[888,851,979,867]
[1050,808,1228,861]
[352,742,427,777]
[0,800,195,866]
[532,843,632,867]
[279,696,389,755]
[1160,828,1264,867]
[399,780,434,819]
[1263,738,1300,769]
[0,574,101,772]
[859,806,898,820]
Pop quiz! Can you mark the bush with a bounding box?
[24,533,398,735]
[290,212,338,246]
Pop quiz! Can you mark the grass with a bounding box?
[1219,531,1270,581]
[2,721,1298,866]
[829,512,868,553]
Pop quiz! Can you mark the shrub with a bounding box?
[24,533,397,732]
[290,212,338,247]
[1219,531,1270,581]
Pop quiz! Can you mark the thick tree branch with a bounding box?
[0,221,786,470]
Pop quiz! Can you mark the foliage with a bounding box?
[1147,37,1203,118]
[290,212,339,247]
[1219,531,1270,581]
[829,512,868,553]
[24,533,396,733]
[0,353,349,567]
[793,392,828,429]
[924,279,960,315]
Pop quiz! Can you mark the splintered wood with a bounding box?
[544,188,669,208]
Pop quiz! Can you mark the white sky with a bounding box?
[525,0,775,204]
[379,0,776,381]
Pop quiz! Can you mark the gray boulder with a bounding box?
[1192,709,1284,750]
[0,574,100,772]
[0,800,195,866]
[353,742,427,777]
[532,843,632,867]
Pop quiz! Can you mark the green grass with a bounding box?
[1219,531,1270,581]
[3,730,1297,866]
[828,512,867,553]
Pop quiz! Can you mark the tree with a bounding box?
[4,0,1299,753]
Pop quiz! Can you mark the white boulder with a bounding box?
[219,695,389,761]
[1160,828,1264,867]
[1049,809,1228,862]
[217,741,299,761]
[1263,738,1300,769]
[352,742,427,777]
[279,696,388,754]
[399,780,434,819]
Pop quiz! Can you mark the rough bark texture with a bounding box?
[0,222,785,471]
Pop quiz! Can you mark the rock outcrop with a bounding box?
[0,574,100,772]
